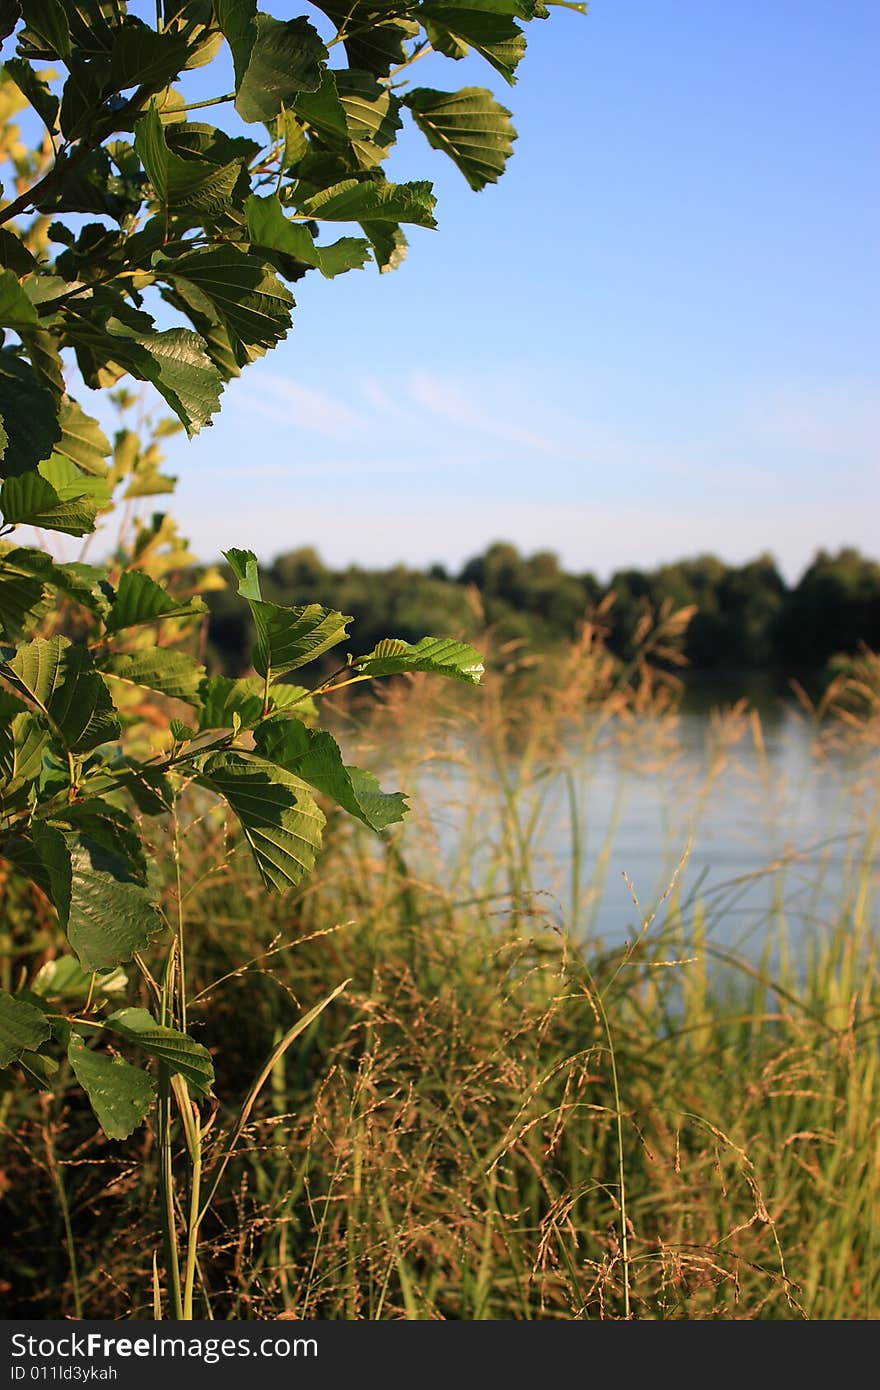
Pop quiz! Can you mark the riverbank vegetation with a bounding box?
[205,542,880,685]
[3,614,878,1319]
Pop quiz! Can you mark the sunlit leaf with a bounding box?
[404,86,517,190]
[0,636,120,751]
[68,1034,154,1140]
[255,716,408,831]
[198,750,325,891]
[225,547,351,677]
[105,1007,214,1096]
[353,635,484,684]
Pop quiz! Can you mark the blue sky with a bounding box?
[126,1,879,581]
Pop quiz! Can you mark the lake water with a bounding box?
[391,697,879,962]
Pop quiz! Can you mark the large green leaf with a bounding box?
[134,105,241,216]
[62,317,225,437]
[310,0,414,76]
[99,648,206,703]
[105,16,190,95]
[0,456,110,536]
[336,71,402,168]
[0,547,110,620]
[131,329,225,436]
[255,716,408,832]
[56,399,112,477]
[199,750,325,891]
[245,194,371,280]
[0,636,120,751]
[4,56,59,131]
[0,353,61,478]
[104,570,206,634]
[64,835,164,972]
[32,955,127,1002]
[0,712,50,815]
[104,1008,214,1096]
[420,0,528,85]
[353,635,484,684]
[215,3,326,124]
[0,554,47,640]
[299,178,437,229]
[404,86,517,190]
[47,801,148,885]
[18,0,71,59]
[67,1034,155,1140]
[0,989,51,1069]
[160,247,294,367]
[224,547,351,678]
[0,268,39,331]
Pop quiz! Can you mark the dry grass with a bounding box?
[1,618,879,1319]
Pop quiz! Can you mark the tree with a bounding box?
[0,0,576,1318]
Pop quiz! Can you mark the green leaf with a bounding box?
[32,956,127,1001]
[159,247,294,368]
[0,456,110,536]
[199,750,325,891]
[0,636,120,751]
[128,329,224,437]
[353,635,484,684]
[224,547,351,677]
[404,86,517,190]
[292,68,349,142]
[104,569,206,634]
[0,989,51,1069]
[64,835,164,972]
[0,268,39,330]
[56,399,112,477]
[255,717,408,832]
[0,228,38,278]
[99,648,206,703]
[0,547,110,622]
[0,2,21,46]
[197,673,266,730]
[106,16,189,95]
[0,352,61,478]
[0,712,50,815]
[299,178,437,230]
[0,554,47,640]
[48,801,148,886]
[216,4,326,125]
[20,326,65,398]
[245,194,370,279]
[67,1033,155,1140]
[336,70,402,168]
[363,221,408,273]
[135,105,241,216]
[4,56,59,130]
[420,1,528,85]
[310,0,414,76]
[104,1008,214,1096]
[18,0,71,59]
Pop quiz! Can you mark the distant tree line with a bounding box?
[205,543,880,679]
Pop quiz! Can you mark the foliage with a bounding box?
[206,540,880,681]
[0,0,570,1318]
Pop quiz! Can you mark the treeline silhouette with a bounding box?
[205,543,880,680]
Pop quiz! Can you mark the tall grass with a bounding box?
[1,620,878,1319]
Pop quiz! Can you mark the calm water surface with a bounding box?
[393,699,879,959]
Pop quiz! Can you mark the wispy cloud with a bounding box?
[234,374,371,439]
[743,382,880,467]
